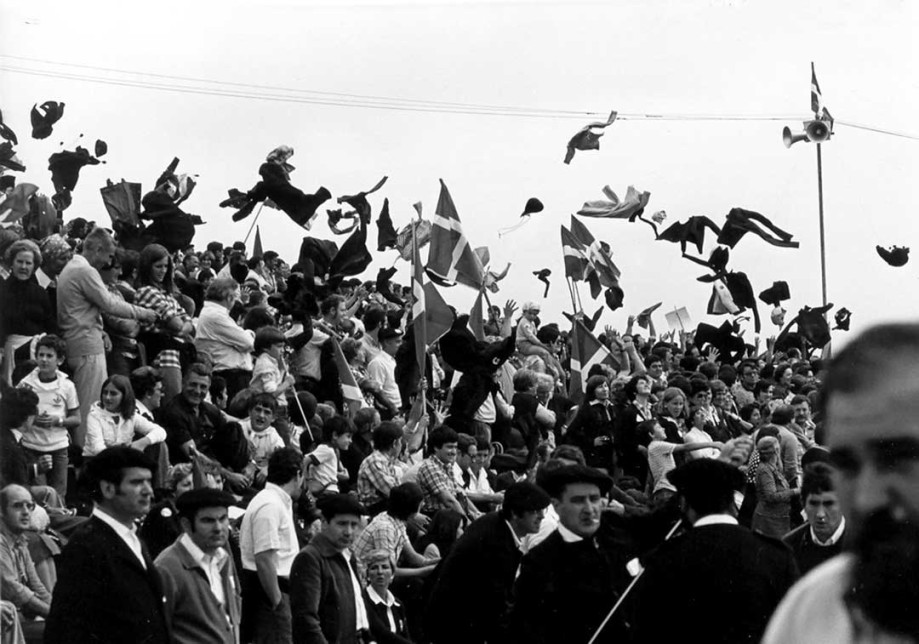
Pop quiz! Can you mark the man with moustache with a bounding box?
[763,323,919,643]
[509,464,631,644]
[44,446,169,644]
[155,488,241,644]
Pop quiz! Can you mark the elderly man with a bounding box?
[155,488,241,644]
[0,485,51,642]
[195,277,255,401]
[764,323,919,643]
[44,447,169,644]
[56,227,156,447]
[510,464,631,644]
[426,481,551,644]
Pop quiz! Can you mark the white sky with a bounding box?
[2,0,917,349]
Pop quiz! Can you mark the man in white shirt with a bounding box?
[45,446,169,644]
[366,328,403,420]
[239,447,303,644]
[155,488,242,644]
[195,277,255,401]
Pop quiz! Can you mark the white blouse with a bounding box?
[83,402,168,457]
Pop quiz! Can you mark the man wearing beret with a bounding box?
[290,493,371,644]
[510,464,632,644]
[632,458,799,643]
[155,488,242,644]
[426,481,551,644]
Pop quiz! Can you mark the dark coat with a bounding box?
[290,532,362,644]
[426,512,522,644]
[44,516,170,644]
[564,401,617,470]
[783,522,847,576]
[632,522,799,643]
[510,529,631,644]
[363,587,411,644]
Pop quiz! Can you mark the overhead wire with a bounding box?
[2,54,918,140]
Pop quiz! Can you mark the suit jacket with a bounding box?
[155,537,242,644]
[510,528,631,644]
[632,522,799,643]
[783,522,846,576]
[44,516,170,644]
[290,532,362,644]
[426,512,522,644]
[363,588,410,644]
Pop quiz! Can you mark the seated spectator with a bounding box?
[83,375,167,457]
[353,482,438,581]
[139,463,195,560]
[130,366,164,421]
[362,550,411,644]
[0,484,51,642]
[341,408,379,492]
[249,326,294,435]
[454,435,503,512]
[305,416,354,497]
[416,426,470,519]
[416,510,467,561]
[16,335,79,498]
[357,421,404,515]
[194,277,255,402]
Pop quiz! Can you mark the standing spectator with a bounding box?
[290,494,370,644]
[100,249,142,376]
[155,488,242,644]
[752,435,799,538]
[239,448,303,644]
[16,334,79,498]
[426,482,551,644]
[361,550,411,644]
[57,228,156,448]
[249,326,295,436]
[0,239,54,385]
[195,277,255,402]
[564,375,616,473]
[44,446,169,644]
[135,244,196,403]
[782,462,848,575]
[632,459,799,643]
[366,328,404,421]
[0,484,52,642]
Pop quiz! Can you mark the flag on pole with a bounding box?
[469,290,486,341]
[810,62,833,124]
[568,317,619,402]
[569,216,622,289]
[425,179,485,289]
[412,230,454,373]
[330,337,364,414]
[253,225,264,257]
[561,225,590,281]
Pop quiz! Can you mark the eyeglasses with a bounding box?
[9,501,35,511]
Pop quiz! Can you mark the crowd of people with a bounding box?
[0,210,916,644]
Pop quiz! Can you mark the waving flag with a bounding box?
[569,216,622,298]
[426,179,484,289]
[810,62,833,123]
[330,337,364,414]
[412,233,454,373]
[568,317,619,402]
[561,225,589,281]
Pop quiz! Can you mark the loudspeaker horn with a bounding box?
[805,119,832,143]
[782,126,808,148]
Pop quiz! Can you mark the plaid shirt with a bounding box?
[352,513,407,581]
[357,450,401,508]
[417,456,459,514]
[135,285,191,369]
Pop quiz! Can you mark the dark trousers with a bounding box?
[241,569,291,644]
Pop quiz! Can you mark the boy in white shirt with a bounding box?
[240,393,285,487]
[305,416,354,496]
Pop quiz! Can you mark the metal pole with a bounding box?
[242,203,265,245]
[816,143,831,358]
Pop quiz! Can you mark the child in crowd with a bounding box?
[241,393,285,486]
[305,416,354,496]
[644,419,723,508]
[17,334,80,497]
[515,302,564,377]
[250,326,294,441]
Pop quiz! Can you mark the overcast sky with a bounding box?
[2,0,917,349]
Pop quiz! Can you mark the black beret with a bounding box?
[666,458,745,508]
[503,481,551,514]
[175,488,236,517]
[316,493,365,520]
[539,464,613,499]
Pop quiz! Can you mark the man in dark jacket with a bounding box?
[426,481,551,644]
[783,462,847,575]
[290,494,368,644]
[510,464,632,644]
[44,446,170,644]
[631,458,799,643]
